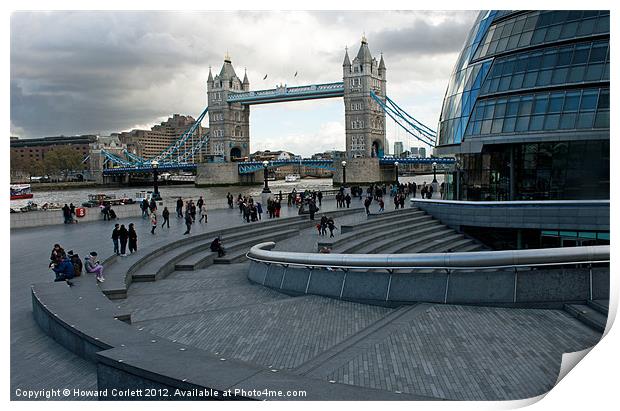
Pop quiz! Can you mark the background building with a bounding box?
[410,147,419,157]
[419,147,426,158]
[393,141,404,157]
[435,10,609,201]
[118,114,208,162]
[10,135,94,169]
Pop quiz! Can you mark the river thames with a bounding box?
[11,175,442,209]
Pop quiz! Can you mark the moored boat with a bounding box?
[10,184,33,200]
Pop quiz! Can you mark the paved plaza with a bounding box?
[10,198,362,400]
[12,196,602,400]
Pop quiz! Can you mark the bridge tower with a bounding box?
[343,36,387,159]
[207,54,251,162]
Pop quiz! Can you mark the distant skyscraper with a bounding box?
[410,147,419,157]
[394,141,404,157]
[419,147,427,158]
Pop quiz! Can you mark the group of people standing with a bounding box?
[316,215,337,238]
[111,223,138,256]
[236,195,265,222]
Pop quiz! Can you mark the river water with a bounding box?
[10,175,443,209]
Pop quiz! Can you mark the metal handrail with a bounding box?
[246,242,609,271]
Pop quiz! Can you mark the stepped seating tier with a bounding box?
[320,207,487,256]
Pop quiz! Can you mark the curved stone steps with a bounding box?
[361,227,455,255]
[320,214,434,251]
[336,220,443,254]
[452,242,487,252]
[174,219,314,270]
[133,228,299,282]
[410,236,475,254]
[395,233,464,254]
[341,208,424,233]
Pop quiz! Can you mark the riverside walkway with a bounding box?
[12,196,603,400]
[11,197,362,400]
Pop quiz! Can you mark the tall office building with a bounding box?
[394,141,404,157]
[419,147,427,158]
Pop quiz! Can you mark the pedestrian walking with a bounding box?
[111,224,120,255]
[176,197,184,217]
[345,193,351,208]
[199,204,208,223]
[128,223,138,254]
[327,217,337,238]
[378,198,385,213]
[150,212,157,235]
[119,224,129,256]
[256,202,263,220]
[183,211,193,235]
[161,207,170,228]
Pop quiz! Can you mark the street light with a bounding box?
[341,160,347,188]
[394,161,399,185]
[151,160,162,201]
[262,160,271,193]
[432,161,438,183]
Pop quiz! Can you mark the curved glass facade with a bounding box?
[437,10,609,201]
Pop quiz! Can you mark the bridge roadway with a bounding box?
[13,196,602,400]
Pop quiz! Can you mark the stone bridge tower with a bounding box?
[343,36,387,159]
[207,55,251,162]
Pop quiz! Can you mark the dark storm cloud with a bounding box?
[371,12,479,57]
[11,11,219,138]
[11,10,476,139]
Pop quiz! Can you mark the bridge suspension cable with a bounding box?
[371,91,436,147]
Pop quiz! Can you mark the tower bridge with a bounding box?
[100,37,453,185]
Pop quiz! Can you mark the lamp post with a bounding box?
[151,160,161,201]
[394,161,399,185]
[432,161,438,183]
[341,160,347,188]
[262,160,271,193]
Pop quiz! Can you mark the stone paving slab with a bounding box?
[134,293,392,370]
[323,304,602,400]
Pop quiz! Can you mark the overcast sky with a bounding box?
[11,10,478,156]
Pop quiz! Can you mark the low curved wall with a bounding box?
[247,243,610,307]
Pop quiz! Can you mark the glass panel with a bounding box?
[589,43,608,63]
[572,45,590,64]
[551,67,568,85]
[557,46,573,66]
[576,112,595,128]
[567,65,585,82]
[506,98,519,116]
[559,113,576,129]
[518,96,533,115]
[516,116,530,132]
[481,119,492,134]
[598,89,610,109]
[585,64,604,81]
[594,110,609,128]
[533,95,549,114]
[523,71,538,88]
[502,116,516,132]
[529,115,545,131]
[548,93,564,113]
[563,91,581,111]
[544,114,560,130]
[580,90,598,111]
[536,69,553,86]
[491,118,503,134]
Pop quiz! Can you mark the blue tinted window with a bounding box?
[533,95,549,114]
[548,93,564,113]
[564,91,581,111]
[580,90,598,111]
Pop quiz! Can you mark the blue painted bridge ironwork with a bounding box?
[237,159,335,174]
[227,82,344,105]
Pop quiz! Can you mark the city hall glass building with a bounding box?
[435,10,609,201]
